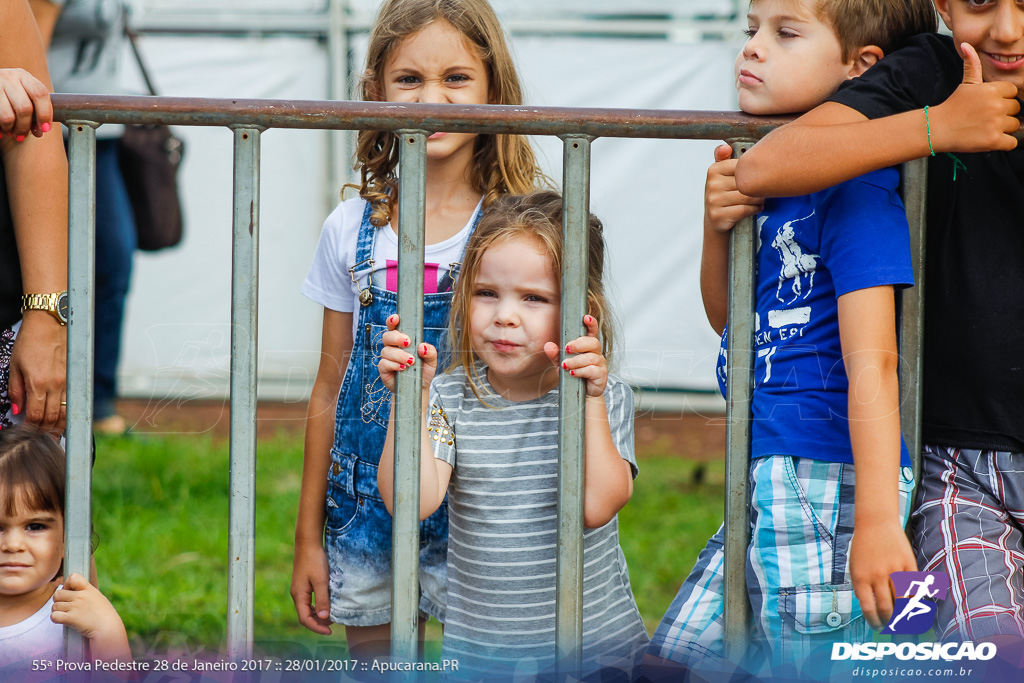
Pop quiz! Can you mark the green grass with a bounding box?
[91,431,724,658]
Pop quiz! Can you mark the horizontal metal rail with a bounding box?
[54,94,928,670]
[53,94,788,140]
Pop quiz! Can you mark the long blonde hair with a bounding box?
[347,0,546,227]
[448,191,613,400]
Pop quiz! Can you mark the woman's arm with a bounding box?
[1,0,68,431]
[27,0,61,49]
[837,286,917,631]
[290,308,351,635]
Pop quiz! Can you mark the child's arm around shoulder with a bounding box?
[554,315,634,529]
[377,315,452,521]
[836,287,916,631]
[701,144,763,335]
[50,573,131,664]
[736,45,1020,198]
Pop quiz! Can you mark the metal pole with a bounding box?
[555,135,592,676]
[326,0,352,207]
[64,121,98,662]
[723,140,756,663]
[226,125,262,660]
[391,129,428,663]
[898,158,928,485]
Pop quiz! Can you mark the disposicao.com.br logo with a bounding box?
[831,571,997,663]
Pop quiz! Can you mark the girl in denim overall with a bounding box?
[292,0,546,660]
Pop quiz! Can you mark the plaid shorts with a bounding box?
[648,455,915,675]
[911,445,1024,641]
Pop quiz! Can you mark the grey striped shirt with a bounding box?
[429,364,649,679]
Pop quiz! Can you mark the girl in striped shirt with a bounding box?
[379,191,648,680]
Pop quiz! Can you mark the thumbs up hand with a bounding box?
[928,43,1020,154]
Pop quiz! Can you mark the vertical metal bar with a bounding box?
[226,125,262,660]
[898,158,928,486]
[555,135,592,676]
[391,129,428,663]
[64,122,98,662]
[723,140,756,662]
[326,0,351,206]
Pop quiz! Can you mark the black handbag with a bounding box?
[118,24,184,251]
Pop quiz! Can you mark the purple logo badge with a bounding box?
[882,571,950,635]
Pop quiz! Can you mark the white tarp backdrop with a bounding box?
[113,2,743,420]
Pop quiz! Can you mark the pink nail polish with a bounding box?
[562,362,568,370]
[11,404,19,416]
[403,339,410,347]
[41,122,51,133]
[421,344,427,355]
[570,370,576,376]
[407,358,414,365]
[565,345,572,354]
[16,135,25,142]
[585,315,593,324]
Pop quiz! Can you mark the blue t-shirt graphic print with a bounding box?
[717,168,914,465]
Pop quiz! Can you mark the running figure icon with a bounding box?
[887,574,939,630]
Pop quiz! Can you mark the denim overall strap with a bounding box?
[454,202,483,275]
[353,201,376,271]
[332,200,482,468]
[331,202,393,474]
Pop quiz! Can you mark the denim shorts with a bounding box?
[325,449,448,626]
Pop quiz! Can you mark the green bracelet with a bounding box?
[923,105,936,156]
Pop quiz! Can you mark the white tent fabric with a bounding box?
[115,31,742,409]
[132,0,737,19]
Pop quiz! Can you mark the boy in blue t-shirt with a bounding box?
[736,0,1024,659]
[644,0,939,678]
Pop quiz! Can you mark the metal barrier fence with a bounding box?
[52,94,926,671]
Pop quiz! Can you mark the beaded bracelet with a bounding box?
[923,105,936,156]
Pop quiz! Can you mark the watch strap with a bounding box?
[21,291,68,325]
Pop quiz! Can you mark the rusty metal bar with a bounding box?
[226,125,262,659]
[52,94,789,140]
[64,121,98,663]
[391,130,429,663]
[555,135,592,676]
[722,140,757,662]
[898,158,929,486]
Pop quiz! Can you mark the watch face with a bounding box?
[57,292,69,324]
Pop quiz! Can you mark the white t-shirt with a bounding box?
[302,197,481,341]
[0,593,62,670]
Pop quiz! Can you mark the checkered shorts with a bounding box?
[911,445,1024,641]
[648,455,914,675]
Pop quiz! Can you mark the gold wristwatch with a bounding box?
[21,291,69,326]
